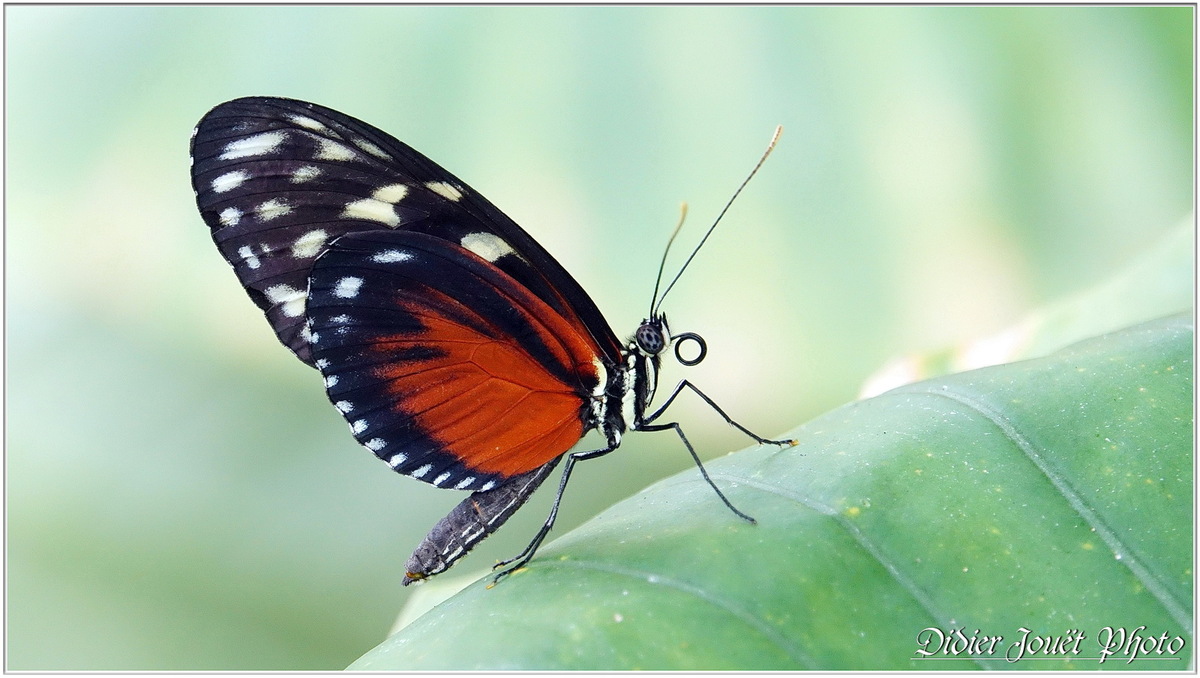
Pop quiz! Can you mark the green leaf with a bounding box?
[351,313,1193,670]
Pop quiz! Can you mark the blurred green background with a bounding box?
[5,6,1192,670]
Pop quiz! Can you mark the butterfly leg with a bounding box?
[636,420,756,524]
[490,441,619,585]
[642,379,798,448]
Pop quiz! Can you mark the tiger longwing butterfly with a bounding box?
[190,97,793,585]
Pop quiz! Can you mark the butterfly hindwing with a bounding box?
[190,96,622,366]
[306,230,608,491]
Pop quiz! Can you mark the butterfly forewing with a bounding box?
[190,96,622,366]
[306,230,607,491]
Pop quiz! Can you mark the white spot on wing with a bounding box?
[461,232,514,262]
[480,480,496,492]
[335,400,354,413]
[291,165,321,183]
[220,131,286,160]
[288,115,327,132]
[341,198,399,227]
[433,472,451,486]
[351,419,367,434]
[255,198,292,221]
[353,137,391,160]
[237,245,261,269]
[324,374,339,388]
[372,183,409,203]
[454,477,475,490]
[315,138,356,161]
[388,453,408,468]
[291,229,328,258]
[371,249,411,264]
[364,438,386,452]
[218,207,242,227]
[211,170,249,193]
[425,181,463,201]
[334,276,363,298]
[315,358,330,369]
[412,463,432,478]
[264,284,306,317]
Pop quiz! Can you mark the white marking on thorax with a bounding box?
[621,353,639,426]
[263,283,306,317]
[255,198,292,221]
[211,170,248,193]
[220,131,285,159]
[333,276,363,298]
[460,232,514,262]
[425,181,463,201]
[291,229,328,258]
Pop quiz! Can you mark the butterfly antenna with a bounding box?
[652,124,783,316]
[649,202,689,317]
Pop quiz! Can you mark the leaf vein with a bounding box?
[546,558,816,668]
[914,385,1192,635]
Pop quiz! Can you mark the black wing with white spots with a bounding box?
[189,96,621,366]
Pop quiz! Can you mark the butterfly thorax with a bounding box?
[592,315,670,448]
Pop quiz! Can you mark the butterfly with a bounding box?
[189,97,793,585]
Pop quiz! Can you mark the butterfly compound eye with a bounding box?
[671,332,707,366]
[635,322,667,355]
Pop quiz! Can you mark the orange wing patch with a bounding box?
[371,283,601,477]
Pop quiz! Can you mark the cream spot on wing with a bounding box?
[425,181,463,201]
[288,115,327,132]
[372,183,409,203]
[211,170,248,193]
[237,245,260,269]
[218,207,242,226]
[341,198,400,227]
[255,198,292,221]
[291,229,328,258]
[460,232,514,262]
[263,283,306,317]
[220,131,286,159]
[316,138,357,161]
[291,165,321,183]
[371,249,411,264]
[353,136,391,160]
[334,276,363,298]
